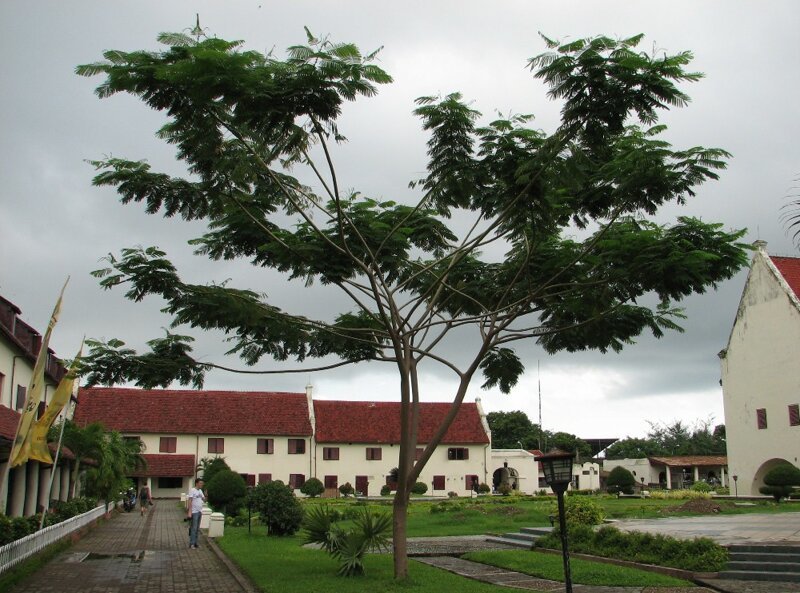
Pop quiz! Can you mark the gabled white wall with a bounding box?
[721,247,800,494]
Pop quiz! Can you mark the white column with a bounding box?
[38,465,51,509]
[665,468,672,490]
[51,466,61,501]
[24,462,40,515]
[10,465,26,517]
[720,466,726,488]
[693,466,700,483]
[60,463,70,500]
[0,461,9,513]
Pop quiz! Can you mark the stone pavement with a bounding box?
[7,502,247,593]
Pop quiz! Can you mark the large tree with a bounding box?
[77,30,748,578]
[605,419,726,459]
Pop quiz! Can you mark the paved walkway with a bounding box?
[8,502,246,593]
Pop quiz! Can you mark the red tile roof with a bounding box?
[0,405,19,440]
[75,388,312,436]
[648,455,728,467]
[130,454,196,477]
[771,256,800,298]
[313,400,489,444]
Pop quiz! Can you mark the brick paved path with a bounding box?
[8,502,245,593]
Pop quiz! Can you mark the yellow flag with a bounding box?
[26,344,83,465]
[9,280,67,468]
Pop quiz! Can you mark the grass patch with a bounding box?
[217,527,504,593]
[463,549,694,587]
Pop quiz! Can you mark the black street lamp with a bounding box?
[536,449,575,593]
[733,475,738,498]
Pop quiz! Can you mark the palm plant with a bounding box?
[85,430,146,510]
[52,421,105,498]
[303,505,391,576]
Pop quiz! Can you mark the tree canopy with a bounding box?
[76,29,748,578]
[604,420,726,459]
[486,410,591,458]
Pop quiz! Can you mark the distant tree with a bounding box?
[607,466,636,495]
[200,457,230,485]
[605,437,661,460]
[300,477,325,498]
[251,480,304,535]
[207,469,247,515]
[84,430,146,509]
[487,411,536,448]
[77,30,748,579]
[550,432,592,459]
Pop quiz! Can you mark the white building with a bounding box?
[74,386,494,498]
[0,295,75,516]
[603,456,728,489]
[719,242,800,495]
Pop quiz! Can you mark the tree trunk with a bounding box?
[392,491,410,580]
[69,459,81,499]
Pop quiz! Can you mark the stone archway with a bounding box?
[492,465,520,492]
[752,458,794,495]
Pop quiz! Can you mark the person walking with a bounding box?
[139,483,151,516]
[187,478,206,549]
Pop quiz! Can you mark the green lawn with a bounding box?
[217,527,509,593]
[463,549,693,587]
[217,526,695,591]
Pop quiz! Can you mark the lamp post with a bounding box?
[733,475,738,498]
[536,449,575,593]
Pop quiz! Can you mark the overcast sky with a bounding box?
[2,1,799,442]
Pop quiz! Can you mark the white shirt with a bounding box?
[188,487,205,513]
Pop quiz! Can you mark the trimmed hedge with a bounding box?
[536,524,728,572]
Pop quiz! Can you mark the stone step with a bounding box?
[727,560,800,573]
[484,535,533,549]
[499,531,538,543]
[729,551,800,564]
[718,569,800,583]
[728,544,800,555]
[519,527,553,537]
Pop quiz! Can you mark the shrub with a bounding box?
[692,481,712,493]
[300,477,325,498]
[0,515,12,546]
[207,469,247,516]
[478,482,491,494]
[607,466,635,495]
[714,486,730,495]
[563,496,604,526]
[498,483,512,496]
[200,457,230,486]
[447,491,459,498]
[380,484,392,496]
[339,482,354,497]
[10,516,33,541]
[536,524,728,572]
[760,464,800,502]
[251,480,304,536]
[649,489,710,500]
[411,481,428,495]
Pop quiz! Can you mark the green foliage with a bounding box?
[200,457,230,485]
[486,410,590,456]
[78,29,749,579]
[303,505,391,576]
[498,483,512,496]
[691,481,712,493]
[251,480,304,536]
[380,485,392,497]
[562,496,605,526]
[410,482,428,495]
[339,482,354,497]
[605,419,726,459]
[83,430,146,506]
[207,469,247,515]
[478,482,491,494]
[536,524,728,572]
[300,477,325,498]
[760,464,800,502]
[607,467,636,495]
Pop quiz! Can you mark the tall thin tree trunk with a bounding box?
[392,491,410,580]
